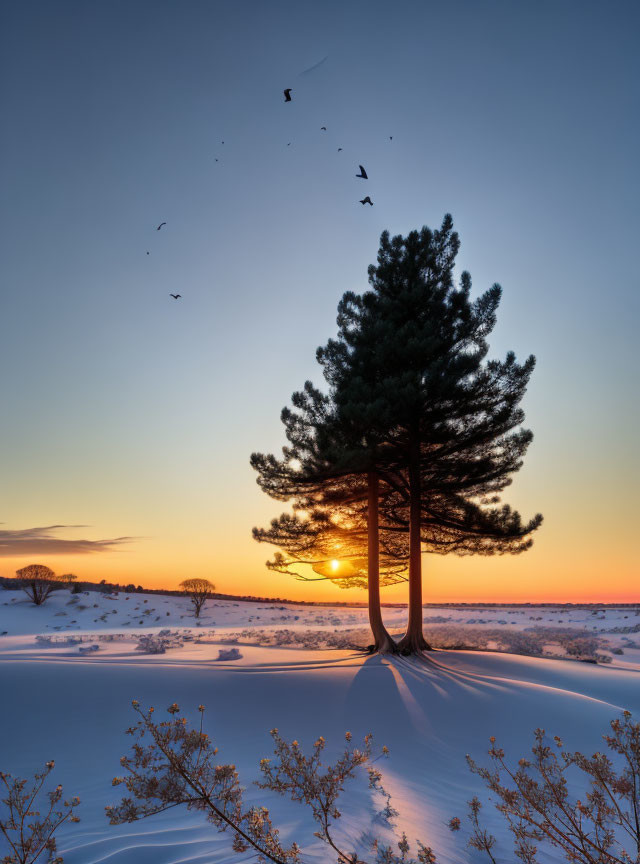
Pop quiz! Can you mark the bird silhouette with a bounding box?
[360,197,373,206]
[356,165,368,179]
[146,251,150,255]
[320,126,327,131]
[389,136,393,140]
[169,294,182,299]
[157,222,166,231]
[337,147,343,151]
[283,88,292,102]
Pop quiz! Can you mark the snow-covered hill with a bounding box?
[1,588,639,863]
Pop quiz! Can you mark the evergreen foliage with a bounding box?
[317,215,543,651]
[252,215,542,654]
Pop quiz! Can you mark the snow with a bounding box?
[1,587,640,863]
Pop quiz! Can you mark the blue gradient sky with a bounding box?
[1,1,638,600]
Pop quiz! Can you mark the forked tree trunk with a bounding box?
[397,437,431,654]
[367,470,397,654]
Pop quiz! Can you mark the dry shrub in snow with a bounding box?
[134,632,184,654]
[257,730,435,863]
[0,762,80,864]
[107,702,434,864]
[35,636,81,647]
[220,628,372,651]
[77,643,100,654]
[217,625,612,663]
[423,625,612,663]
[455,710,640,863]
[134,634,168,654]
[216,647,242,661]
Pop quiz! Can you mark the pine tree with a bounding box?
[252,215,542,655]
[251,385,402,653]
[253,478,407,653]
[317,215,543,652]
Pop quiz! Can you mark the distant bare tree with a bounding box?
[14,565,70,606]
[179,578,215,618]
[0,761,80,864]
[59,574,77,585]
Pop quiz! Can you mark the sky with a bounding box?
[1,0,638,603]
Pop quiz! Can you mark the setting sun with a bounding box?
[331,560,340,572]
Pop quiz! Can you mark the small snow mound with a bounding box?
[215,647,242,661]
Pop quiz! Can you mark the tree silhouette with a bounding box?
[318,216,542,652]
[253,216,542,655]
[59,574,77,584]
[179,578,215,618]
[252,398,405,652]
[14,565,72,606]
[253,483,408,652]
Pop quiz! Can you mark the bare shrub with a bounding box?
[107,702,434,864]
[179,579,215,618]
[257,729,435,863]
[215,625,613,663]
[219,627,370,651]
[0,761,80,864]
[453,710,640,863]
[134,633,184,654]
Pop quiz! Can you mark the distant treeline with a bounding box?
[0,574,636,608]
[0,575,364,606]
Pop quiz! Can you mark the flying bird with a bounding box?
[337,147,343,151]
[360,197,373,206]
[157,222,166,231]
[356,165,368,179]
[320,126,327,131]
[169,294,182,299]
[389,136,393,140]
[283,88,292,102]
[146,251,149,255]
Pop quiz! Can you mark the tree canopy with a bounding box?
[179,578,215,618]
[252,215,542,654]
[15,564,72,606]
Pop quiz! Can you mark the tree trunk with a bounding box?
[367,470,396,654]
[397,437,431,654]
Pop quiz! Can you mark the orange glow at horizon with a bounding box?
[1,541,638,605]
[1,460,638,606]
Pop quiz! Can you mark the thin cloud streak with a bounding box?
[0,525,136,557]
[299,54,329,76]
